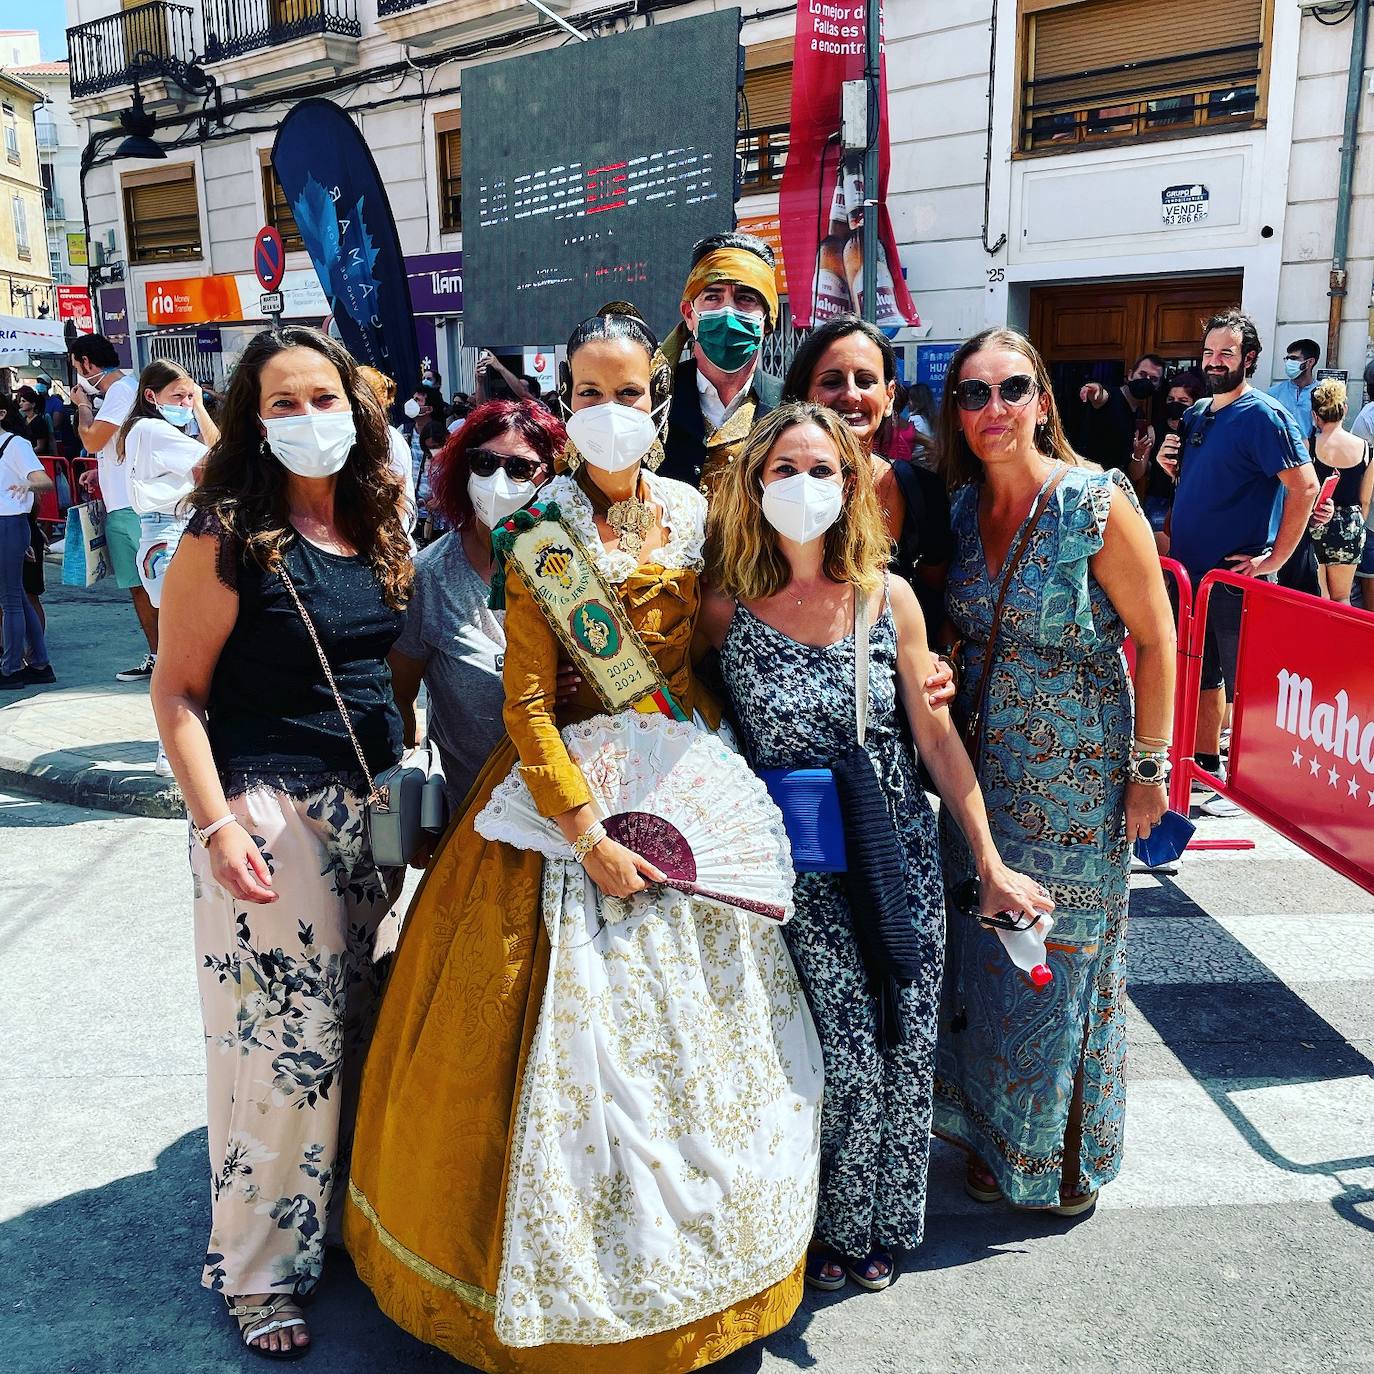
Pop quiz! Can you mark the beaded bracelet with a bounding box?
[570,820,607,863]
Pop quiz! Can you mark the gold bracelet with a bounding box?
[570,820,607,863]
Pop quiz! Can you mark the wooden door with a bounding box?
[1029,274,1243,437]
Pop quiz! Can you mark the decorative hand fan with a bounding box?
[476,713,795,923]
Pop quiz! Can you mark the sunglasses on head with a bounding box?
[468,448,545,483]
[953,374,1038,412]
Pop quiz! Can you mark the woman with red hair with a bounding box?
[388,399,563,806]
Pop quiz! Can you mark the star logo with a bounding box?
[1328,765,1341,788]
[1292,747,1303,767]
[1368,789,1374,808]
[1349,777,1362,798]
[1310,757,1322,777]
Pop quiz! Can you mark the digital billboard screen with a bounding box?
[461,10,741,348]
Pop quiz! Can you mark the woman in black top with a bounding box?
[783,316,955,649]
[151,326,413,1360]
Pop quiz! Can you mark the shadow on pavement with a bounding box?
[1,1129,462,1373]
[0,1128,827,1373]
[1127,879,1374,1232]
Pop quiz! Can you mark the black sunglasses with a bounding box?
[953,374,1038,412]
[468,448,546,483]
[953,878,1042,932]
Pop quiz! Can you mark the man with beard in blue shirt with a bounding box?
[1169,310,1319,809]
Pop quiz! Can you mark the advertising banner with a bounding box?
[98,286,133,368]
[272,99,421,391]
[778,1,918,330]
[66,231,88,267]
[56,286,95,331]
[1226,581,1374,889]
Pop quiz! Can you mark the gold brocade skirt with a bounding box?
[342,738,805,1372]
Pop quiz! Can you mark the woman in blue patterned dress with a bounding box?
[932,329,1176,1216]
[702,401,1051,1292]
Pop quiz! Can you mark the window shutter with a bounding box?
[745,65,791,130]
[438,124,462,232]
[262,161,303,253]
[125,170,201,262]
[1030,0,1264,107]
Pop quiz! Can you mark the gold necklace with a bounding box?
[577,469,656,557]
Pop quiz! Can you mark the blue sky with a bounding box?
[17,0,69,63]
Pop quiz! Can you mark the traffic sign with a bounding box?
[253,226,285,292]
[259,291,284,317]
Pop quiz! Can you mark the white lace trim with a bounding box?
[543,471,705,583]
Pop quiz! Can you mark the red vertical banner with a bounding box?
[779,0,919,330]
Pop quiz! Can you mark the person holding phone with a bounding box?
[1308,377,1373,604]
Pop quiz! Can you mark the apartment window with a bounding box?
[740,40,793,193]
[12,195,30,258]
[261,157,304,253]
[3,104,18,164]
[123,166,202,264]
[1019,0,1269,152]
[437,112,461,234]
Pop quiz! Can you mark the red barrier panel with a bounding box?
[1184,570,1374,896]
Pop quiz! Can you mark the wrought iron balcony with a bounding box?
[204,0,362,62]
[377,0,425,12]
[68,2,196,99]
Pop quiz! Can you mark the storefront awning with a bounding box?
[0,313,68,365]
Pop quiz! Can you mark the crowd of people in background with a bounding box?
[1,236,1370,1368]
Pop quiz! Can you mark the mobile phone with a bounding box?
[1317,472,1340,507]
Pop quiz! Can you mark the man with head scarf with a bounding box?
[657,231,783,495]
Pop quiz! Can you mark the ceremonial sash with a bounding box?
[492,503,687,721]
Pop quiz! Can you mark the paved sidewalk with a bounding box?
[0,557,181,819]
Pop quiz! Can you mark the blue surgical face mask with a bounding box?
[159,403,194,428]
[1284,358,1304,380]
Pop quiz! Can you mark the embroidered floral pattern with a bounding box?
[492,859,822,1346]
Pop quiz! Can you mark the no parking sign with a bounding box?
[254,227,285,293]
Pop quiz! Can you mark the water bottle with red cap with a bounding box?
[953,878,1055,989]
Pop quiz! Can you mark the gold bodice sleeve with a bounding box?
[501,561,720,818]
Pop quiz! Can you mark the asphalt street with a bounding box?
[2,790,1372,1374]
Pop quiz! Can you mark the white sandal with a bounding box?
[227,1294,310,1361]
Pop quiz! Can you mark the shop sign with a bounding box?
[56,286,95,331]
[66,232,88,267]
[146,275,244,327]
[406,252,464,315]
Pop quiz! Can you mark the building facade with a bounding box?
[64,0,1372,403]
[0,60,55,322]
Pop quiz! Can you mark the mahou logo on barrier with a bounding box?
[1229,588,1374,879]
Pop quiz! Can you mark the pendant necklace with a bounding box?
[577,468,655,557]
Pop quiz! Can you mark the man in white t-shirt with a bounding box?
[71,334,157,681]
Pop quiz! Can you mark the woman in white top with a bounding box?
[115,359,219,609]
[0,404,54,689]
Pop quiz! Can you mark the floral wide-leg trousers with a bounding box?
[190,783,397,1297]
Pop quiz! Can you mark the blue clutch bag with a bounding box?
[757,768,848,873]
[1133,809,1196,866]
